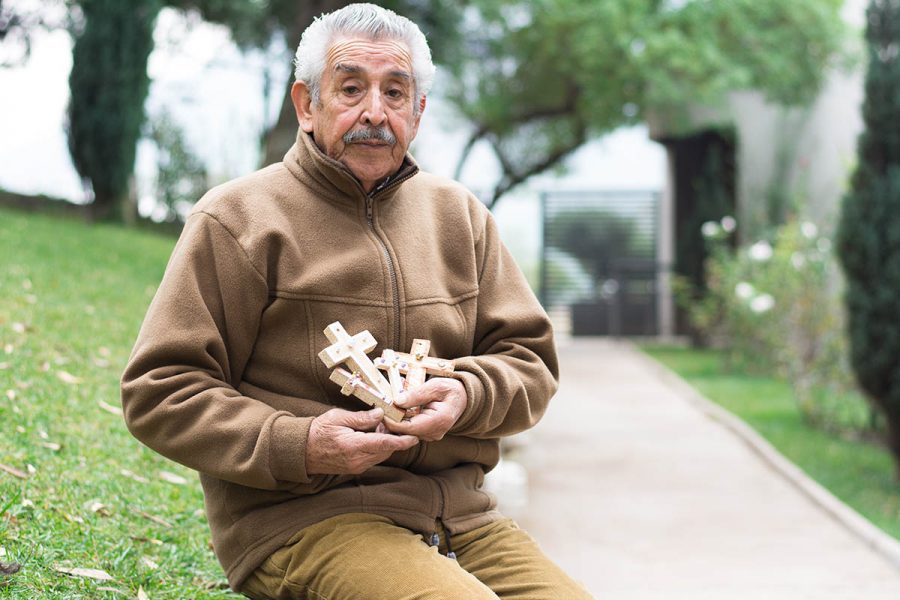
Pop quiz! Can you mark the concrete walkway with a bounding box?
[505,338,900,599]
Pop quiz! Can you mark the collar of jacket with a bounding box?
[282,129,419,206]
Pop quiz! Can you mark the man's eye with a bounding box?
[386,89,404,98]
[343,86,360,95]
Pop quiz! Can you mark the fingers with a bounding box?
[306,412,418,476]
[318,407,384,432]
[395,378,462,409]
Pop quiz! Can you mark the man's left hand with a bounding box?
[384,378,467,441]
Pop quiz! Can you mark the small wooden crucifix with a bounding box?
[328,367,406,422]
[388,339,456,390]
[317,322,393,401]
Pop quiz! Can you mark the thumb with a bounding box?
[322,407,384,431]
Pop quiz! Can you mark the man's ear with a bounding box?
[411,95,427,137]
[291,81,315,133]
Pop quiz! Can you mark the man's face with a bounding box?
[292,36,425,192]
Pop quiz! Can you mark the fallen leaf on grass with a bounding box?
[25,464,36,475]
[56,371,81,385]
[194,577,231,590]
[0,463,27,479]
[3,344,13,355]
[0,362,8,370]
[140,556,159,570]
[130,536,163,546]
[93,357,111,368]
[63,512,85,524]
[5,390,15,401]
[131,509,173,528]
[14,426,25,434]
[39,442,61,452]
[120,469,149,484]
[98,399,123,416]
[96,587,127,596]
[158,471,187,485]
[88,502,111,517]
[0,547,5,557]
[138,586,149,600]
[11,323,25,334]
[0,562,21,576]
[55,566,113,581]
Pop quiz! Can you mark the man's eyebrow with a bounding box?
[335,63,363,75]
[388,70,411,81]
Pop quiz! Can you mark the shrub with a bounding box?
[678,217,872,433]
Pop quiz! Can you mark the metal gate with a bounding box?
[540,190,661,336]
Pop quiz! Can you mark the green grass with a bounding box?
[0,208,240,598]
[643,345,900,541]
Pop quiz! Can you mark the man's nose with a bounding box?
[361,89,387,126]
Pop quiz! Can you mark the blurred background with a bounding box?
[5,0,900,597]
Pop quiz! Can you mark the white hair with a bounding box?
[293,3,436,110]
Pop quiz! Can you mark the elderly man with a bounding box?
[122,4,592,599]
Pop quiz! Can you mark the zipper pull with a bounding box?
[429,532,440,547]
[366,196,374,224]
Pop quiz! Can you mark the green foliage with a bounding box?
[147,110,208,223]
[0,208,239,597]
[449,0,848,205]
[67,0,161,221]
[837,0,900,473]
[643,346,900,540]
[678,218,872,434]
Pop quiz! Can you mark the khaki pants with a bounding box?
[239,513,595,600]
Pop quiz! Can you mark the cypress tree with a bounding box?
[837,0,900,476]
[67,0,160,221]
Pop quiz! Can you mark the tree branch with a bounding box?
[486,124,587,210]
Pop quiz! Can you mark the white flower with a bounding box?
[817,238,832,254]
[701,221,721,238]
[801,222,818,239]
[720,216,737,233]
[790,252,806,270]
[748,241,774,262]
[735,282,756,300]
[750,293,775,313]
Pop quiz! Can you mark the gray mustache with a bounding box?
[343,127,396,145]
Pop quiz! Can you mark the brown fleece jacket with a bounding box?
[121,130,559,591]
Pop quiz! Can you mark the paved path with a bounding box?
[501,338,900,599]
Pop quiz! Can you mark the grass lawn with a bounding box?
[0,208,241,598]
[643,345,900,541]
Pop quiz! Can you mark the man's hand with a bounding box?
[384,378,467,441]
[306,408,419,475]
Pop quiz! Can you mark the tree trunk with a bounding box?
[260,0,350,167]
[885,412,900,482]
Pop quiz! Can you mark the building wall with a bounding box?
[731,0,866,239]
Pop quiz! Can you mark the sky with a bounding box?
[0,7,667,268]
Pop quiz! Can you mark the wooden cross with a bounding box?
[317,322,392,399]
[328,368,406,422]
[389,339,455,390]
[373,349,406,405]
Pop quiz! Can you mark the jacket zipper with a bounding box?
[365,195,402,351]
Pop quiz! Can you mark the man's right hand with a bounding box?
[306,407,419,475]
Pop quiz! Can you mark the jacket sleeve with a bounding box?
[449,207,559,439]
[121,211,314,490]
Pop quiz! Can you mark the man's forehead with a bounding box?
[334,62,411,81]
[325,37,414,76]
